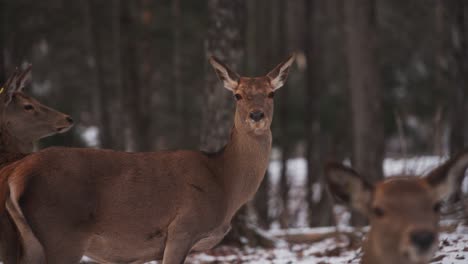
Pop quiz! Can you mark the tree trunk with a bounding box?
[434,0,449,156]
[0,0,5,84]
[87,0,124,150]
[119,0,152,152]
[305,0,334,227]
[171,0,189,147]
[344,0,384,226]
[449,0,468,155]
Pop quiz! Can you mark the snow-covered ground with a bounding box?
[185,223,468,263]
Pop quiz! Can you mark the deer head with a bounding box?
[325,151,468,264]
[209,55,295,136]
[0,66,73,151]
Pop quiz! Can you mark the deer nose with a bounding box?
[410,230,435,251]
[65,116,74,124]
[249,111,265,122]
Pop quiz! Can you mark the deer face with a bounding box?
[370,178,439,263]
[209,55,294,135]
[325,151,468,264]
[1,66,73,142]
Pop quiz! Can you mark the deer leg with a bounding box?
[5,199,46,264]
[40,234,85,264]
[0,214,20,264]
[162,233,195,264]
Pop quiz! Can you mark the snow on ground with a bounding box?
[185,223,468,264]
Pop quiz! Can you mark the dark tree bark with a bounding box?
[344,0,384,226]
[171,0,190,147]
[0,0,5,84]
[448,0,468,155]
[87,0,124,150]
[120,0,152,152]
[434,0,449,156]
[304,0,334,227]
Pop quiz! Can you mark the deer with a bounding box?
[0,66,74,263]
[325,151,468,264]
[0,55,295,264]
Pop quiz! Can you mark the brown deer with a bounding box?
[325,151,468,264]
[0,55,295,264]
[0,66,74,263]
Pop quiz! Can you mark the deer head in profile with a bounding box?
[0,66,73,152]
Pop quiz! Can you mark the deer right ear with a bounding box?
[209,56,240,91]
[325,163,374,216]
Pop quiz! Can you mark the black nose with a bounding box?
[410,230,435,251]
[249,111,265,122]
[66,116,74,124]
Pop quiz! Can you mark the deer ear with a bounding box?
[325,162,374,216]
[14,64,32,92]
[0,65,32,106]
[266,54,295,90]
[209,56,240,91]
[1,69,19,105]
[425,150,468,201]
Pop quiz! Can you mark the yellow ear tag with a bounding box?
[0,87,4,94]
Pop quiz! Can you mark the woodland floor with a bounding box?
[183,223,468,264]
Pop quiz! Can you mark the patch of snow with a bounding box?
[81,126,99,147]
[186,224,468,264]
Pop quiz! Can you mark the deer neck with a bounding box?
[0,123,33,154]
[217,125,272,219]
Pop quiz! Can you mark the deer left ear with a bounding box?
[425,150,468,201]
[267,54,295,90]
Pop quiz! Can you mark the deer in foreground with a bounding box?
[0,66,74,263]
[325,151,468,264]
[0,55,295,264]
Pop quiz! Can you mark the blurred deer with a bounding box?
[0,55,294,264]
[0,66,74,263]
[325,151,468,264]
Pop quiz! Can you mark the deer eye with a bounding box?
[372,207,385,218]
[24,104,34,111]
[268,92,275,98]
[234,94,243,101]
[433,202,442,213]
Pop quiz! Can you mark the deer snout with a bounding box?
[249,110,265,122]
[410,230,436,252]
[65,116,74,124]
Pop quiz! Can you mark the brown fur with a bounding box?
[0,55,295,264]
[325,151,468,264]
[0,66,73,264]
